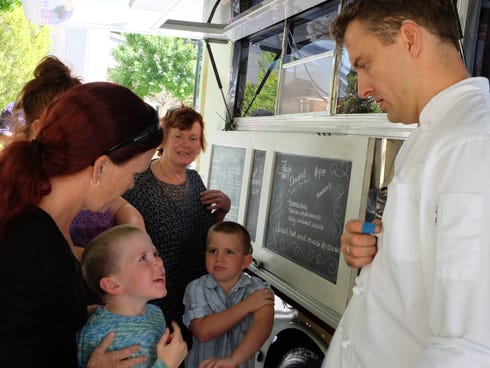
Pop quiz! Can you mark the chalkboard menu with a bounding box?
[208,145,246,222]
[265,152,352,284]
[245,150,266,241]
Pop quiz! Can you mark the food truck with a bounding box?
[21,0,490,366]
[182,1,489,366]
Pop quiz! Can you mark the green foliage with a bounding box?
[0,0,21,12]
[336,71,382,114]
[0,7,52,109]
[109,33,197,102]
[242,51,279,116]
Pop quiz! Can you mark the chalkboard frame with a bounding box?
[264,151,352,284]
[202,130,374,326]
[207,144,247,222]
[245,149,266,241]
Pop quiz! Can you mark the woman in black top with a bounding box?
[0,82,167,367]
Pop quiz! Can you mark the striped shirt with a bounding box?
[77,304,167,368]
[183,273,271,368]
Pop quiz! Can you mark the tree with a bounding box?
[242,51,279,117]
[108,33,198,104]
[0,0,20,12]
[336,71,382,114]
[0,6,51,109]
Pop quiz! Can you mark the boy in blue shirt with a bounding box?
[183,221,274,368]
[77,225,187,368]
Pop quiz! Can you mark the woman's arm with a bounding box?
[110,197,146,230]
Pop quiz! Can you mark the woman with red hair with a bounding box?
[0,82,171,367]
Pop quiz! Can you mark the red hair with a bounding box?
[0,82,162,240]
[159,106,207,156]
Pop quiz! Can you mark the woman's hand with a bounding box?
[156,322,188,368]
[200,190,231,221]
[87,331,147,368]
[341,219,381,268]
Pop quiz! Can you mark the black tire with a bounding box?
[276,347,322,368]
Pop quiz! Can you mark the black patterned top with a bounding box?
[123,164,216,345]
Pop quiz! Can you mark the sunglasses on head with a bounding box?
[102,110,162,155]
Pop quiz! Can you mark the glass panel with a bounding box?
[336,48,352,100]
[336,49,382,114]
[240,27,283,117]
[232,0,268,17]
[473,1,490,78]
[233,1,381,118]
[285,2,339,63]
[277,2,340,114]
[336,71,382,113]
[278,55,332,114]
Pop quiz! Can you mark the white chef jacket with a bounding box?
[323,77,490,368]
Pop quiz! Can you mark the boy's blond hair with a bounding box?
[81,224,145,296]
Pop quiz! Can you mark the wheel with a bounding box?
[276,347,322,368]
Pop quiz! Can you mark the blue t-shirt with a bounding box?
[77,304,167,368]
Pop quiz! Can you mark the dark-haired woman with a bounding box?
[0,82,174,367]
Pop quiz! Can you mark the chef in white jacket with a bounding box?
[323,1,490,367]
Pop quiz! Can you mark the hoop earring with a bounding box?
[90,178,100,187]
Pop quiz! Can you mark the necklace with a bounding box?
[156,159,191,208]
[156,157,186,185]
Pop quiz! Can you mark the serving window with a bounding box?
[231,0,381,119]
